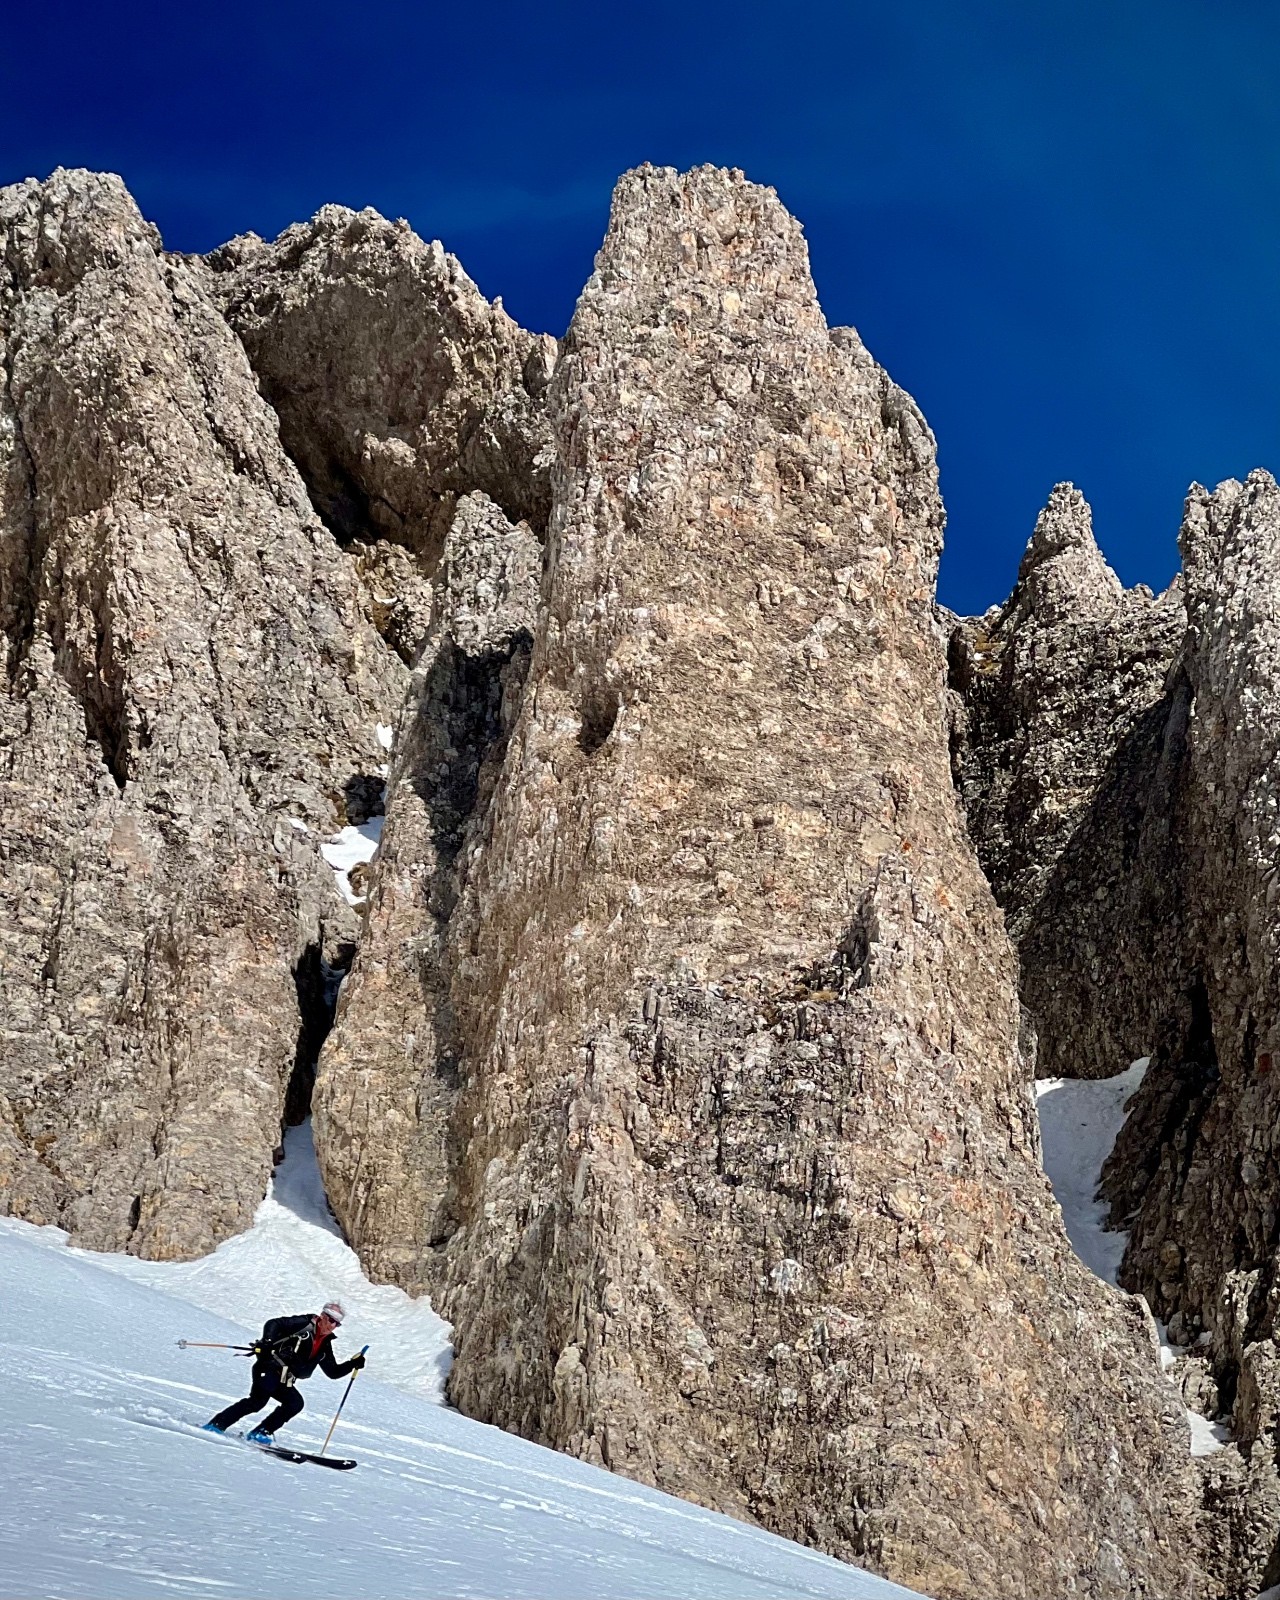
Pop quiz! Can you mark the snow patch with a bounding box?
[1034,1058,1147,1287]
[321,816,383,906]
[376,722,394,751]
[1188,1411,1232,1457]
[1035,1058,1231,1459]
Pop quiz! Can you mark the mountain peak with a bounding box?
[1001,482,1124,629]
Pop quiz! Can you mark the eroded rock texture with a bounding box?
[1,160,1219,1599]
[316,165,1197,1598]
[952,472,1280,1593]
[1099,473,1280,1596]
[949,484,1186,1079]
[313,491,541,1286]
[0,169,403,1258]
[208,205,556,576]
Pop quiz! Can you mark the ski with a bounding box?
[254,1443,357,1470]
[200,1424,357,1469]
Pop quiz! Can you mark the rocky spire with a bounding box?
[1091,471,1280,1592]
[948,483,1184,981]
[952,464,1280,1590]
[0,161,1213,1597]
[999,481,1125,630]
[314,164,1196,1597]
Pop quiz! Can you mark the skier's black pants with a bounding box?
[209,1361,304,1436]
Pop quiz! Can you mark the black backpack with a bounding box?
[260,1314,314,1365]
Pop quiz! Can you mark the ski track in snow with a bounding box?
[1035,1060,1230,1460]
[1,1126,917,1600]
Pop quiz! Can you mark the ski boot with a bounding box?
[246,1428,273,1445]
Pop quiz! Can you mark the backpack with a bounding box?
[260,1314,315,1376]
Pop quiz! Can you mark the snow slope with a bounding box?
[1,1128,919,1600]
[1035,1061,1230,1458]
[71,1121,453,1402]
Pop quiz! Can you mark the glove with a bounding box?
[349,1353,366,1372]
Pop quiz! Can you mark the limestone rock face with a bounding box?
[0,169,404,1258]
[312,491,541,1287]
[316,165,1195,1598]
[949,484,1186,1079]
[347,537,436,668]
[208,206,556,571]
[952,471,1280,1592]
[0,161,1216,1598]
[1102,477,1280,1442]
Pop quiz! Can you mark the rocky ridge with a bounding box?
[0,160,1247,1597]
[1107,474,1280,1597]
[948,484,1187,1081]
[950,472,1280,1595]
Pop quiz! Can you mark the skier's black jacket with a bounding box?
[258,1314,358,1385]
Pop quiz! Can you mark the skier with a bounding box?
[203,1300,365,1443]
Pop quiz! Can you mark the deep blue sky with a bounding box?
[4,0,1277,611]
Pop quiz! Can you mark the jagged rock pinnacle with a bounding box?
[999,482,1124,630]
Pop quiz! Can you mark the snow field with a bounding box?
[0,1126,919,1600]
[80,1121,453,1401]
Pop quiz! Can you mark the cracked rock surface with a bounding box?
[316,166,1197,1598]
[1101,474,1280,1597]
[313,490,541,1287]
[208,205,556,570]
[952,473,1280,1594]
[948,484,1186,1081]
[0,168,404,1258]
[0,161,1218,1599]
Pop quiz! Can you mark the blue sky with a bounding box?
[4,0,1277,611]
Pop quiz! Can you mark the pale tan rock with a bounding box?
[948,484,1186,1080]
[313,491,541,1287]
[1104,478,1280,1519]
[0,161,1210,1597]
[208,206,556,565]
[0,169,405,1258]
[319,165,1198,1598]
[952,470,1280,1590]
[347,538,435,666]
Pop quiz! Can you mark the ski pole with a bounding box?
[320,1344,369,1457]
[176,1340,256,1353]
